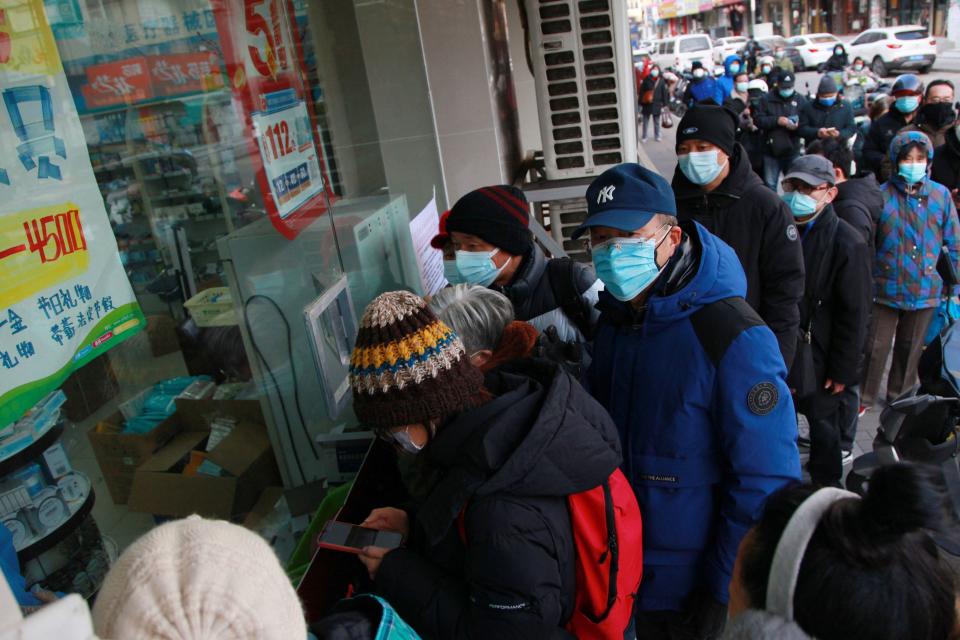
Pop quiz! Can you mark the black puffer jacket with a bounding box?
[493,245,601,343]
[794,207,871,418]
[754,90,805,157]
[932,130,960,193]
[833,171,883,256]
[798,100,857,145]
[376,360,622,640]
[640,75,669,116]
[862,109,912,178]
[673,144,805,368]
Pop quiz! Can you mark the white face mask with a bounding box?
[389,426,425,454]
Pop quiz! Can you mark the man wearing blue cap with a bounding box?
[578,163,801,639]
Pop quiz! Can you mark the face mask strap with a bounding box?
[766,488,859,620]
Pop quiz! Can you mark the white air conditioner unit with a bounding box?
[526,0,637,181]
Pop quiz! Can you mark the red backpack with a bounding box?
[458,468,643,639]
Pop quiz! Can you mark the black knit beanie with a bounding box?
[676,104,738,157]
[445,185,533,256]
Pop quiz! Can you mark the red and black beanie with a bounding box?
[446,185,533,256]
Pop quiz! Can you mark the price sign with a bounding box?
[212,0,332,238]
[252,89,323,219]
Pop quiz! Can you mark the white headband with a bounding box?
[765,487,860,620]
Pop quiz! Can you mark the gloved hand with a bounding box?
[533,326,583,377]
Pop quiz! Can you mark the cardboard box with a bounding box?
[126,399,280,521]
[87,410,182,505]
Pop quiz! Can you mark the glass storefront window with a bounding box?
[1,0,449,559]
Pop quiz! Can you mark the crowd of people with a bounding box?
[334,54,960,639]
[8,49,960,640]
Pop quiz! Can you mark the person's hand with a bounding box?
[824,379,846,395]
[358,546,392,580]
[817,127,830,138]
[827,127,840,137]
[361,507,410,539]
[33,590,58,604]
[777,116,790,127]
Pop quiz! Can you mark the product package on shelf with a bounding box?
[0,391,67,461]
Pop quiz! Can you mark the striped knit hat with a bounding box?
[446,185,532,256]
[350,290,483,429]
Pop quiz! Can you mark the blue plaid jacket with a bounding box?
[876,133,960,310]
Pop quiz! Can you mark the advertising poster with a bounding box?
[0,0,145,429]
[212,0,333,239]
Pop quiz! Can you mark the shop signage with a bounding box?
[0,1,145,429]
[79,52,225,109]
[212,0,333,239]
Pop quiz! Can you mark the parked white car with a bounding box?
[652,34,715,72]
[786,33,841,70]
[847,25,936,76]
[713,36,748,64]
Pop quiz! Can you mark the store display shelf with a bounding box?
[16,475,95,561]
[0,422,64,477]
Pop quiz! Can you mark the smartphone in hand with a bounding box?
[317,521,403,555]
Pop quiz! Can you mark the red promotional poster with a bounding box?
[149,52,225,97]
[81,57,152,108]
[211,0,333,239]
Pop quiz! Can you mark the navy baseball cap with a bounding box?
[572,164,677,240]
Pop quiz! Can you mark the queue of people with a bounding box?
[14,57,960,640]
[330,97,960,640]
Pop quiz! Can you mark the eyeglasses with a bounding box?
[781,181,830,195]
[584,223,671,255]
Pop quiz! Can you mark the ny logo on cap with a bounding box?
[597,185,616,204]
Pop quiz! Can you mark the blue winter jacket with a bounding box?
[586,221,801,612]
[876,130,960,310]
[716,55,741,104]
[688,76,719,106]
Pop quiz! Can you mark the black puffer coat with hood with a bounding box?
[375,359,623,640]
[672,144,805,368]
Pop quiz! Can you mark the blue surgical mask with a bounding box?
[730,63,741,74]
[736,81,749,92]
[762,65,772,74]
[853,64,863,71]
[782,191,820,220]
[895,96,920,113]
[780,87,795,98]
[819,96,836,107]
[454,249,507,287]
[592,230,671,301]
[898,161,927,184]
[679,150,727,185]
[443,259,462,284]
[651,69,660,77]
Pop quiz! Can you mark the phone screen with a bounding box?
[319,521,401,551]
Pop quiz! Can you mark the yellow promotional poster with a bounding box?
[0,0,145,429]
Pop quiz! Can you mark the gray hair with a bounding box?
[428,284,515,354]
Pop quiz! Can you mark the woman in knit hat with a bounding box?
[350,290,625,638]
[91,516,307,639]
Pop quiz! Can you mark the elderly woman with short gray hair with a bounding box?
[429,284,538,372]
